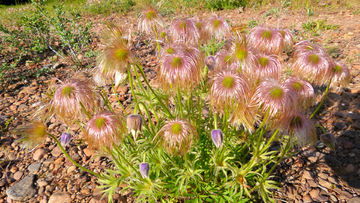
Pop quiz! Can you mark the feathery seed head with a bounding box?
[138,6,163,34]
[278,28,293,49]
[292,52,333,85]
[229,103,258,133]
[293,40,326,59]
[211,129,224,148]
[154,118,198,155]
[214,50,237,70]
[248,26,284,55]
[170,18,199,45]
[84,111,126,151]
[284,76,315,110]
[210,70,250,113]
[331,62,350,87]
[13,121,47,150]
[247,53,281,80]
[205,14,231,39]
[50,80,98,125]
[279,113,317,146]
[250,78,296,118]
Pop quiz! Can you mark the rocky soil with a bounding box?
[1,3,360,203]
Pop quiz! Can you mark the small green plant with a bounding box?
[305,2,314,17]
[205,0,246,10]
[248,19,258,28]
[85,0,135,16]
[302,19,339,33]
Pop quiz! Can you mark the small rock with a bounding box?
[33,148,47,161]
[51,146,62,157]
[302,171,313,179]
[83,148,95,157]
[339,190,353,200]
[342,130,355,138]
[67,165,76,174]
[43,158,54,166]
[334,122,347,130]
[28,163,41,173]
[5,174,37,201]
[344,141,355,150]
[303,194,312,203]
[36,179,48,187]
[309,188,320,199]
[48,192,71,203]
[345,164,355,173]
[318,178,332,188]
[348,196,360,203]
[318,173,329,180]
[13,171,23,180]
[349,152,355,157]
[0,179,7,187]
[354,120,360,130]
[8,153,16,161]
[308,156,318,163]
[89,195,107,203]
[330,194,338,202]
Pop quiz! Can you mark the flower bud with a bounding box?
[139,162,149,179]
[61,133,71,146]
[320,133,336,150]
[205,56,216,71]
[211,129,223,148]
[126,114,143,133]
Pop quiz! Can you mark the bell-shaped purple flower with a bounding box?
[320,133,336,151]
[205,56,216,71]
[211,129,223,148]
[139,162,150,179]
[61,132,71,146]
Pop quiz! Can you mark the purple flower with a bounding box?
[211,129,223,148]
[61,133,71,146]
[139,162,150,178]
[205,56,216,71]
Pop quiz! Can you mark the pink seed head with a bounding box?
[170,18,199,45]
[248,26,284,55]
[138,6,163,34]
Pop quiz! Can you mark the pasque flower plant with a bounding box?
[12,7,352,203]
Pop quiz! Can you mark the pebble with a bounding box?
[354,120,360,130]
[83,148,95,157]
[89,195,108,203]
[345,164,355,173]
[348,196,360,203]
[309,188,320,199]
[344,141,355,150]
[8,153,16,161]
[334,122,347,130]
[302,194,312,203]
[48,192,71,203]
[51,146,62,157]
[302,170,313,179]
[28,163,41,173]
[0,179,7,187]
[318,178,332,188]
[67,165,76,174]
[5,174,37,201]
[13,171,23,180]
[33,148,47,160]
[349,152,355,157]
[36,179,48,187]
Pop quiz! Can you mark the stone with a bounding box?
[89,195,108,203]
[339,190,353,200]
[318,173,329,180]
[302,170,313,179]
[13,171,23,180]
[33,148,47,160]
[36,179,48,187]
[334,122,347,130]
[345,164,355,173]
[309,188,320,199]
[348,197,360,203]
[342,130,355,138]
[318,178,332,188]
[0,179,7,187]
[67,165,76,174]
[330,194,338,202]
[5,174,37,201]
[28,163,41,173]
[303,194,312,203]
[51,146,62,157]
[8,153,16,161]
[83,148,95,157]
[48,192,71,203]
[344,141,355,150]
[355,120,360,130]
[308,156,318,163]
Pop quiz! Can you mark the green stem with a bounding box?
[135,63,173,118]
[113,144,142,178]
[111,79,128,116]
[136,102,155,135]
[154,24,161,59]
[259,127,280,155]
[214,112,218,129]
[263,138,291,180]
[212,35,215,55]
[310,79,332,119]
[99,87,114,112]
[177,86,184,117]
[316,124,327,134]
[127,67,138,114]
[47,133,104,179]
[79,102,91,119]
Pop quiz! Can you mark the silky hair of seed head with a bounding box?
[137,6,163,34]
[248,26,284,55]
[153,118,198,155]
[169,18,200,45]
[283,76,315,110]
[331,62,351,87]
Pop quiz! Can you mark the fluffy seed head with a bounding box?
[278,28,293,49]
[293,40,326,59]
[250,78,296,118]
[93,64,128,87]
[139,162,150,178]
[228,103,258,133]
[248,53,281,80]
[158,47,201,91]
[50,80,98,125]
[283,76,315,110]
[170,18,199,45]
[331,62,350,87]
[154,118,198,155]
[292,52,333,85]
[13,121,47,150]
[229,40,256,73]
[193,17,210,43]
[210,70,251,113]
[211,129,223,148]
[138,6,163,34]
[320,133,336,150]
[279,112,317,147]
[98,29,134,74]
[248,26,284,55]
[205,14,231,39]
[84,112,126,151]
